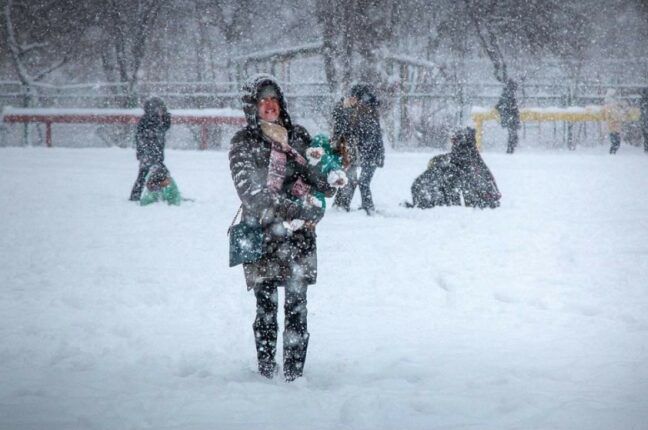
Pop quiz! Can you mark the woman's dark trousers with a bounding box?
[253,279,309,380]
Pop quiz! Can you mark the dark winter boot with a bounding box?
[253,284,279,378]
[129,166,149,201]
[283,281,309,381]
[358,164,376,214]
[284,332,309,381]
[258,361,278,379]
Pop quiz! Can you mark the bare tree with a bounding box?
[1,0,93,106]
[97,0,167,107]
[316,0,397,94]
[1,0,94,144]
[199,0,252,83]
[461,0,588,83]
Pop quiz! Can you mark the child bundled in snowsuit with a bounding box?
[278,133,348,231]
[303,133,348,208]
[139,164,181,206]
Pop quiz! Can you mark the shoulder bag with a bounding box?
[227,204,264,267]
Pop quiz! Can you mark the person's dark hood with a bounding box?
[143,97,166,116]
[450,127,480,166]
[350,83,380,109]
[240,73,292,131]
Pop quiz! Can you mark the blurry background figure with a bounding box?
[603,89,624,154]
[130,97,171,200]
[639,87,648,153]
[495,79,520,154]
[139,164,181,206]
[406,127,501,209]
[331,84,385,215]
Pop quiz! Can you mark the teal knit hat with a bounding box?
[311,133,331,151]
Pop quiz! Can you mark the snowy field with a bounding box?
[1,144,648,430]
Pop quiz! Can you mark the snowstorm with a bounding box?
[1,0,647,429]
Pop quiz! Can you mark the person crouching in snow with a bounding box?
[139,164,181,206]
[405,127,501,209]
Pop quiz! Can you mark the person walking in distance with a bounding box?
[331,84,385,215]
[495,79,521,154]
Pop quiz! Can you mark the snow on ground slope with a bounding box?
[0,146,647,430]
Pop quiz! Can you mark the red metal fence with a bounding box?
[1,107,246,149]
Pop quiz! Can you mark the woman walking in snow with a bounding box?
[228,74,335,381]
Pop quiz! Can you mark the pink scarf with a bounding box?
[267,141,311,197]
[262,121,309,197]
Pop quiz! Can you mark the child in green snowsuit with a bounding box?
[305,133,347,209]
[139,164,181,206]
[281,134,347,232]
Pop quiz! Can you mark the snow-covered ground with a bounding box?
[1,145,647,430]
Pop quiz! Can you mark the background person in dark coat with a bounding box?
[407,153,459,208]
[229,73,331,381]
[129,97,171,201]
[639,87,648,153]
[406,127,501,209]
[495,79,521,154]
[331,84,385,215]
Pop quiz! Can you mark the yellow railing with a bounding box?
[471,107,640,149]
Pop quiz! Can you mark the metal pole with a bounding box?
[46,121,52,147]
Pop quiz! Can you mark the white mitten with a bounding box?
[327,170,348,188]
[283,219,305,231]
[305,194,323,208]
[306,147,325,166]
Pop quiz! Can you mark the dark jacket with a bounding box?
[640,88,648,129]
[495,81,520,130]
[410,154,460,208]
[136,97,171,165]
[229,74,329,290]
[331,85,385,168]
[331,100,359,168]
[450,129,501,208]
[409,128,501,209]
